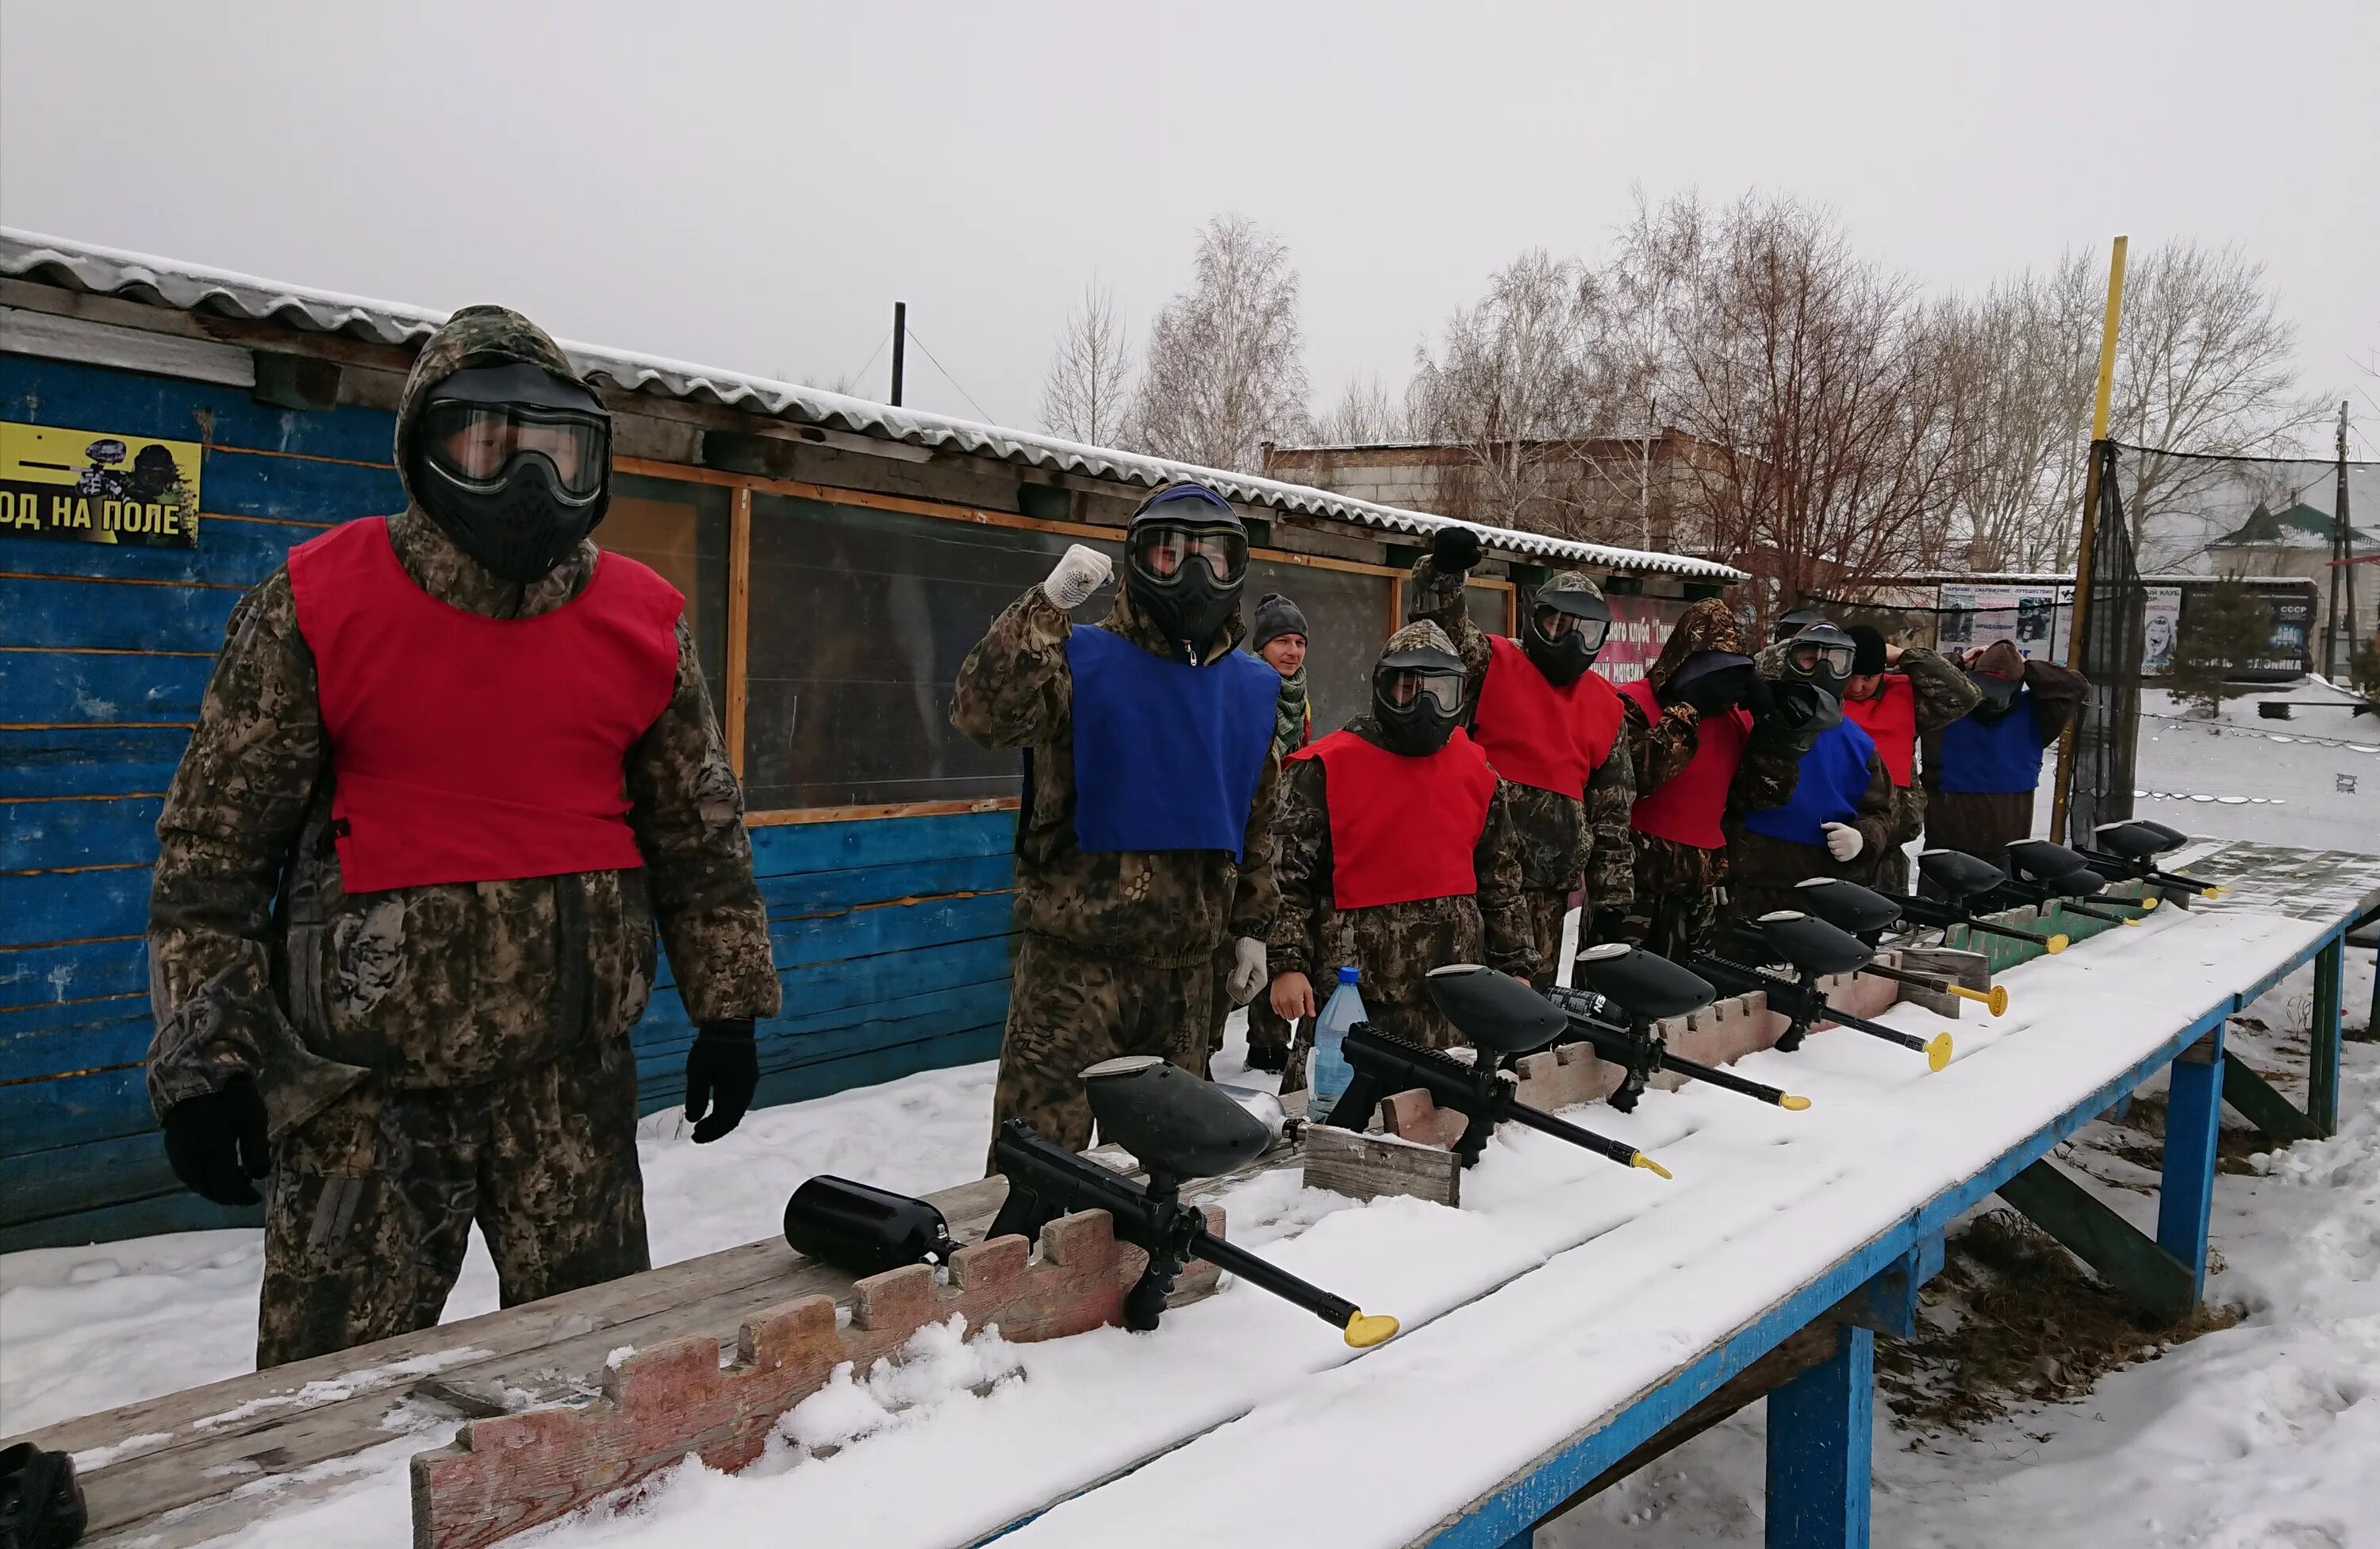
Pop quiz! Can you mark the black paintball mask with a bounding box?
[1772,602,1830,644]
[1781,622,1858,699]
[1372,634,1468,757]
[1125,482,1250,655]
[1662,650,1756,716]
[409,362,612,584]
[1522,575,1612,687]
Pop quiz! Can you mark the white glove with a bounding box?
[1225,936,1269,1007]
[1042,544,1113,610]
[1821,822,1864,863]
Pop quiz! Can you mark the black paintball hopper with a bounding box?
[1423,964,1568,1054]
[2095,820,2185,860]
[1791,876,1906,935]
[2136,819,2191,850]
[1748,911,1875,978]
[1573,944,1718,1024]
[784,1175,958,1276]
[1919,850,2069,954]
[1083,1055,1270,1180]
[2004,839,2098,886]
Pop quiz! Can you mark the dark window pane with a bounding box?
[599,475,730,707]
[1241,559,1392,738]
[1468,584,1511,640]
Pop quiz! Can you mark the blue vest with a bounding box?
[1066,625,1278,859]
[1937,694,2048,794]
[1744,719,1876,847]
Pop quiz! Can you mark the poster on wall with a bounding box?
[2140,586,2182,676]
[0,421,202,548]
[2256,593,2313,677]
[1935,582,2071,663]
[1595,594,1684,685]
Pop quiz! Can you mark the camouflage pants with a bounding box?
[1871,784,1924,897]
[257,1040,649,1368]
[1242,995,1293,1063]
[1202,948,1290,1073]
[1522,888,1572,990]
[990,933,1212,1162]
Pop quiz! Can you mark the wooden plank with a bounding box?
[0,1061,152,1154]
[0,1185,259,1255]
[2310,933,2343,1136]
[0,992,148,1060]
[0,574,239,653]
[0,516,307,587]
[0,352,399,464]
[1994,1157,2194,1325]
[0,649,213,725]
[0,865,154,947]
[647,930,1012,1019]
[2219,1050,2319,1143]
[0,725,190,800]
[724,485,750,778]
[760,888,1015,967]
[1764,1323,1874,1549]
[752,852,1014,916]
[0,936,148,1009]
[631,978,1012,1073]
[1301,1125,1461,1207]
[2,795,165,871]
[2155,1030,2224,1305]
[639,1021,1004,1118]
[179,451,404,525]
[744,806,1018,873]
[748,795,1021,826]
[0,1128,184,1224]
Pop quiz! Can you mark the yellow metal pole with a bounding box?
[2048,236,2128,844]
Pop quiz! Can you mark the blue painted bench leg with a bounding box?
[2156,1027,2225,1305]
[2310,934,2343,1138]
[1765,1324,1872,1549]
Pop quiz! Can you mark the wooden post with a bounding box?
[2155,1028,2225,1305]
[1764,1322,1873,1549]
[2309,934,2344,1136]
[724,483,751,778]
[2048,235,2129,845]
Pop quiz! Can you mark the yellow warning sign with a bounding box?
[1,421,202,548]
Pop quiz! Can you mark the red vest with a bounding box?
[1844,675,1917,787]
[1615,678,1749,850]
[1469,634,1626,800]
[287,517,684,894]
[1290,728,1498,909]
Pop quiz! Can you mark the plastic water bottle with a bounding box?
[1309,967,1365,1122]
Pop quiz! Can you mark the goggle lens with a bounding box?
[1382,668,1464,714]
[420,403,608,496]
[1132,525,1247,583]
[1537,608,1608,651]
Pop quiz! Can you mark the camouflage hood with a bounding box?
[1378,620,1461,667]
[1645,598,1748,692]
[391,305,602,513]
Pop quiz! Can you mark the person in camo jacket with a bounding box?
[1221,590,1312,1074]
[951,482,1279,1159]
[145,306,778,1367]
[1403,526,1635,986]
[1268,622,1534,1093]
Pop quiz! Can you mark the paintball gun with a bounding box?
[2080,820,2226,899]
[1321,966,1671,1176]
[1909,851,2075,954]
[1569,943,1735,1114]
[1999,840,2157,927]
[1793,869,2064,957]
[1694,912,1954,1070]
[1543,980,1811,1110]
[991,1056,1398,1347]
[1776,877,2010,1015]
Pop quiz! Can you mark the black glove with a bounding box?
[685,1018,758,1143]
[0,1442,89,1549]
[1738,672,1775,721]
[1429,525,1483,575]
[161,1079,271,1207]
[1678,663,1756,717]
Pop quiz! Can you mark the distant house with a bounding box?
[2207,502,2378,672]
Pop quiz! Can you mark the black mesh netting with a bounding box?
[2064,440,2144,843]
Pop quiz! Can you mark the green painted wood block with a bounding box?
[1994,1157,2195,1325]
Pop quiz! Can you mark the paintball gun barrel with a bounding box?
[1543,983,1810,1109]
[991,1058,1397,1347]
[1695,913,1953,1070]
[1998,840,2156,927]
[2082,821,2226,899]
[1783,878,2008,1014]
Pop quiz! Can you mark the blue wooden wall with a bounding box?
[0,352,1014,1254]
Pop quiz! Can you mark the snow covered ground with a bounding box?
[2125,679,2378,853]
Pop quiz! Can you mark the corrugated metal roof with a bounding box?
[0,228,1743,582]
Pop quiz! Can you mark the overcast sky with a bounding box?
[3,1,2374,450]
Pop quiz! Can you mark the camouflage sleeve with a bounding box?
[1898,644,1982,734]
[1406,556,1491,703]
[1476,781,1537,978]
[625,621,781,1024]
[2021,658,2090,741]
[1626,694,1701,793]
[1583,728,1636,927]
[950,584,1073,750]
[145,571,324,1117]
[1733,716,1805,815]
[1228,750,1281,942]
[1265,755,1330,978]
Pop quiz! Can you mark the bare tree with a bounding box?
[1660,193,1955,625]
[1130,215,1311,471]
[1037,282,1134,446]
[1407,251,1615,532]
[1313,372,1409,445]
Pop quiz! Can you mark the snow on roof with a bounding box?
[0,229,1743,583]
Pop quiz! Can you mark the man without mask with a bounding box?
[1403,529,1636,982]
[1269,623,1534,1078]
[953,482,1280,1156]
[145,306,778,1366]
